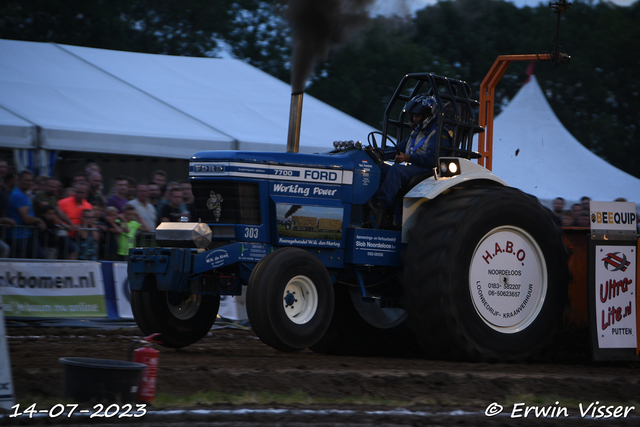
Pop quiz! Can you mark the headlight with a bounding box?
[439,158,461,178]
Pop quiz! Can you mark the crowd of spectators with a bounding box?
[1,157,638,260]
[549,195,638,231]
[0,159,197,260]
[551,196,592,228]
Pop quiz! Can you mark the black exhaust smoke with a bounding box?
[282,0,373,152]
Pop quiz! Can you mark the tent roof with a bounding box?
[0,39,378,157]
[0,105,35,148]
[491,75,640,207]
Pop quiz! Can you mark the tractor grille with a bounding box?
[192,181,261,225]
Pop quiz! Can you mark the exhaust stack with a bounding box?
[286,92,304,153]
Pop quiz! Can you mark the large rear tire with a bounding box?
[131,280,220,348]
[309,284,417,356]
[246,247,334,352]
[402,186,568,362]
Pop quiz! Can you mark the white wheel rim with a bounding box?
[469,226,547,334]
[282,275,319,325]
[167,293,202,320]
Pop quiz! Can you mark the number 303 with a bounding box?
[244,227,258,239]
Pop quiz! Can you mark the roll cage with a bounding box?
[380,73,484,161]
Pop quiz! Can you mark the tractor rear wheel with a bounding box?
[246,247,334,352]
[131,280,220,348]
[402,186,568,362]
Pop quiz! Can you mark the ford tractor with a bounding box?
[128,65,575,362]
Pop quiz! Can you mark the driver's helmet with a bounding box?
[403,94,438,129]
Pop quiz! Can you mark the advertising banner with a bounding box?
[594,245,637,348]
[0,294,14,409]
[112,263,134,319]
[589,201,637,233]
[0,262,107,318]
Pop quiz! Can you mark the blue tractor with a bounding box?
[128,73,568,361]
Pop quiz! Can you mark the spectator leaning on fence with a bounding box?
[33,176,74,226]
[117,205,149,260]
[98,206,124,261]
[40,205,78,260]
[126,183,157,230]
[159,187,188,222]
[107,175,130,213]
[78,208,100,260]
[6,170,46,258]
[57,182,93,239]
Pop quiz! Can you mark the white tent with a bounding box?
[0,39,377,161]
[490,75,640,208]
[0,106,35,149]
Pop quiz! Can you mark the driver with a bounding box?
[368,94,451,227]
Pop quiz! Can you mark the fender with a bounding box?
[401,159,508,243]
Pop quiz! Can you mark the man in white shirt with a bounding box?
[126,183,156,231]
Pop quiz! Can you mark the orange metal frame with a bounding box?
[477,54,554,170]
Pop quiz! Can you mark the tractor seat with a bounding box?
[407,170,434,189]
[397,169,434,200]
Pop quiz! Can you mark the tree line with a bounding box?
[1,0,638,178]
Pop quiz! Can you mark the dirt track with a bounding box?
[3,324,640,425]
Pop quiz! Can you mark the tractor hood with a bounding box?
[189,149,380,206]
[190,150,362,172]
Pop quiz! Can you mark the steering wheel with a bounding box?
[367,131,399,153]
[366,131,398,166]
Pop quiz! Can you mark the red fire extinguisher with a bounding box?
[129,333,161,403]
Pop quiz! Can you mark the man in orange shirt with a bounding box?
[57,182,93,238]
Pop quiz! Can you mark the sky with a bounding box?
[371,0,636,16]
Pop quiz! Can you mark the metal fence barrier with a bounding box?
[0,225,156,261]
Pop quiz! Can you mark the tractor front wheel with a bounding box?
[246,247,334,352]
[131,280,220,348]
